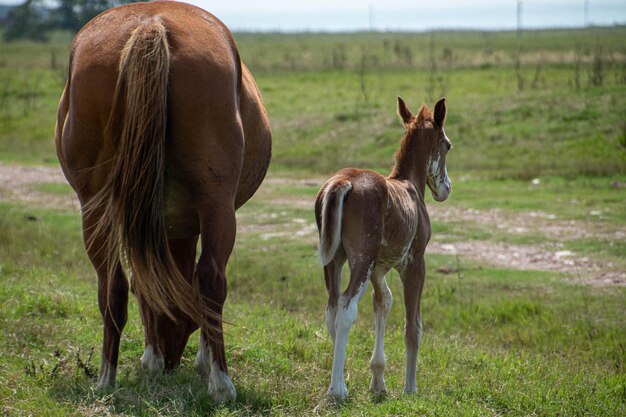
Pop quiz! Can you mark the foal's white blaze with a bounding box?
[328,278,370,401]
[427,155,448,202]
[96,359,117,390]
[427,130,452,202]
[141,344,165,373]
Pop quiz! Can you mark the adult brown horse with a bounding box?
[315,97,451,401]
[55,2,271,403]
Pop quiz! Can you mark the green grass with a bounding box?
[448,176,626,223]
[1,175,625,415]
[1,26,626,416]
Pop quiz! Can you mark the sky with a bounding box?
[177,0,625,31]
[1,0,625,31]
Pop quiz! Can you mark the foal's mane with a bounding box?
[390,104,434,179]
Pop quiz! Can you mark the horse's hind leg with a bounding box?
[138,297,164,373]
[369,266,392,394]
[327,258,374,401]
[138,296,164,373]
[195,200,237,403]
[83,212,129,390]
[324,248,346,343]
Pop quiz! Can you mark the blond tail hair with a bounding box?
[85,18,216,332]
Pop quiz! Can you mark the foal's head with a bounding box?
[396,96,452,201]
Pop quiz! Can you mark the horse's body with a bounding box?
[55,1,271,402]
[315,97,451,400]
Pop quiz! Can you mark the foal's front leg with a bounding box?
[400,257,426,394]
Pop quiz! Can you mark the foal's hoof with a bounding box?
[208,370,236,404]
[403,387,417,395]
[369,377,387,395]
[326,384,348,402]
[141,345,164,373]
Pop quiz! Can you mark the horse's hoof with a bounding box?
[96,362,117,391]
[95,380,115,391]
[141,345,164,373]
[370,379,387,395]
[208,370,236,403]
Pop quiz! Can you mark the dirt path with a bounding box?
[1,163,623,286]
[255,177,626,286]
[0,163,79,211]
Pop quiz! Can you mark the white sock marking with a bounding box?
[141,344,164,373]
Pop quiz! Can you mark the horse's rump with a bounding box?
[83,16,214,331]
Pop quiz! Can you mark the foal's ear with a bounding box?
[434,97,446,127]
[397,96,414,126]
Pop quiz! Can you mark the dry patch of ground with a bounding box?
[0,163,78,211]
[1,164,623,286]
[252,177,626,286]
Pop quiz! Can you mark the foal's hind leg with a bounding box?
[327,259,374,401]
[400,257,426,394]
[369,266,392,394]
[324,248,346,343]
[83,213,129,390]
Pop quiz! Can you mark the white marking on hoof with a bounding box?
[369,378,387,394]
[327,280,369,403]
[194,336,211,376]
[96,359,116,391]
[204,339,236,403]
[208,365,236,403]
[369,360,387,394]
[141,345,164,373]
[326,383,348,402]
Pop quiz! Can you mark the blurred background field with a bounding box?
[1,26,625,178]
[0,17,625,417]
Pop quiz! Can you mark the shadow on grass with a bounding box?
[37,349,278,416]
[369,391,389,404]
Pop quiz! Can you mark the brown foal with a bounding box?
[55,2,271,403]
[315,97,452,400]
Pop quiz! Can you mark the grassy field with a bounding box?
[0,25,625,416]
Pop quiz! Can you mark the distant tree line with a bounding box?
[3,0,138,41]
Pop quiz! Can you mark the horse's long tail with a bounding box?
[316,179,352,266]
[86,18,213,331]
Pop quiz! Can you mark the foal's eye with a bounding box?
[445,142,451,151]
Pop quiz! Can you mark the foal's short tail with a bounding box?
[85,18,213,331]
[316,179,352,266]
